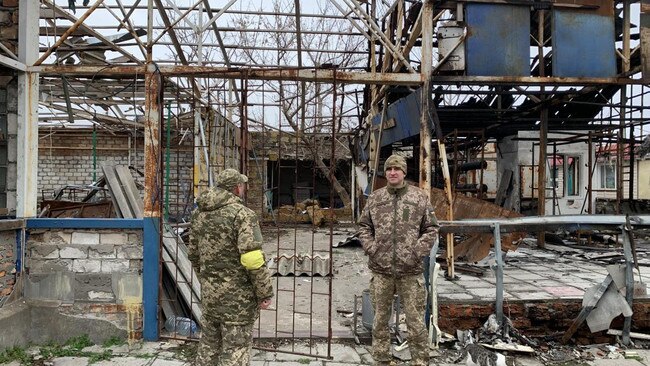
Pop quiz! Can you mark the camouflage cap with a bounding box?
[384,154,407,173]
[216,168,248,190]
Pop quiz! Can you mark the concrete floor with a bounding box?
[255,225,650,340]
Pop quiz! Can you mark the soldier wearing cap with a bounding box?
[358,154,439,366]
[189,168,274,366]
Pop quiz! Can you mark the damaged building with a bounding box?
[0,0,649,364]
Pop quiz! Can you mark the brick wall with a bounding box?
[0,0,19,213]
[439,299,650,344]
[25,229,143,335]
[0,230,15,303]
[38,131,194,220]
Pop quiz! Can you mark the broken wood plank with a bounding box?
[115,165,144,218]
[494,169,513,207]
[561,274,613,344]
[102,164,132,218]
[105,164,202,324]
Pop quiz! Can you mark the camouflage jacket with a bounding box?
[358,184,439,276]
[189,187,274,324]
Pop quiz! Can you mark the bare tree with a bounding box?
[160,0,367,208]
[226,0,365,208]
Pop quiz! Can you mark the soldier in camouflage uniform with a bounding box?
[358,154,439,366]
[189,168,274,366]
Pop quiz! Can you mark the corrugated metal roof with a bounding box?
[267,254,331,277]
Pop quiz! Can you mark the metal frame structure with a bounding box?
[3,0,648,354]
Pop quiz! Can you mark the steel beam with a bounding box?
[40,0,142,65]
[439,215,650,234]
[33,65,648,86]
[143,62,162,341]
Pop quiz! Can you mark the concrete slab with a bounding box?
[94,357,150,366]
[513,356,545,366]
[510,291,555,300]
[149,359,189,366]
[542,286,585,297]
[508,272,547,281]
[52,357,90,366]
[588,359,645,366]
[440,293,475,300]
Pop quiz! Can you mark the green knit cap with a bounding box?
[384,154,407,173]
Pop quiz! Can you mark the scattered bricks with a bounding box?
[71,232,100,245]
[72,259,102,273]
[100,233,128,245]
[117,246,143,260]
[101,260,130,273]
[0,287,12,296]
[0,270,5,277]
[59,246,88,259]
[2,0,17,7]
[88,245,116,259]
[30,245,59,259]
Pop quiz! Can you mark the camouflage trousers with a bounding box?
[196,320,254,366]
[370,272,428,366]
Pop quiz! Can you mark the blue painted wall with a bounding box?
[465,4,530,76]
[552,10,616,77]
[369,90,423,149]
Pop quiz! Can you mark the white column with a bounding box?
[16,0,39,217]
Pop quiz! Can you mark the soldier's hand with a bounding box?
[260,298,272,309]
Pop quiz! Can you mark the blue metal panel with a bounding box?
[370,90,423,147]
[143,217,160,341]
[552,10,616,77]
[26,218,144,229]
[15,229,23,273]
[465,4,530,76]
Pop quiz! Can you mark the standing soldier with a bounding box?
[189,168,274,366]
[358,154,439,366]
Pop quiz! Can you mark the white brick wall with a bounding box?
[101,260,130,273]
[59,246,87,259]
[73,259,102,273]
[71,232,100,245]
[88,245,117,259]
[37,131,194,219]
[101,233,128,244]
[28,229,143,275]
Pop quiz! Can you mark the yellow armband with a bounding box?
[240,249,265,270]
